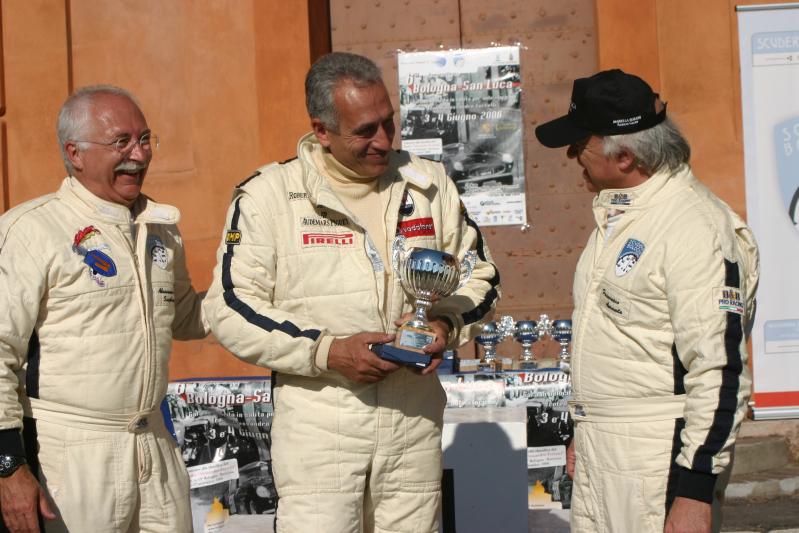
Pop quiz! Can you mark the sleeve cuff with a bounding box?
[314,335,335,372]
[0,428,25,457]
[675,466,717,503]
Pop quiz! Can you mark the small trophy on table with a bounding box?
[514,320,539,370]
[476,321,501,372]
[552,319,573,372]
[372,236,476,368]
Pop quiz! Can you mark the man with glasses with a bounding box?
[204,52,499,532]
[535,70,759,532]
[0,85,207,532]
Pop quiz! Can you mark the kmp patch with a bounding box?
[714,286,744,315]
[225,230,242,245]
[399,190,415,217]
[609,192,632,206]
[396,217,435,238]
[615,238,645,277]
[301,232,354,247]
[147,236,169,270]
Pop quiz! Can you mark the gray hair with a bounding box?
[56,85,140,173]
[305,52,383,131]
[602,117,691,174]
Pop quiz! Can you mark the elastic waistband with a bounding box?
[26,397,157,433]
[568,394,686,423]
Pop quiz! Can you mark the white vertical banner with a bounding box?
[738,3,799,418]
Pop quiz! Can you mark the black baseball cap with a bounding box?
[535,69,667,148]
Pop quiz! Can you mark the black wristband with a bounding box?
[0,428,25,458]
[675,466,717,503]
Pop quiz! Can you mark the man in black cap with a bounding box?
[535,70,760,532]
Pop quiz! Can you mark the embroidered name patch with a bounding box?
[396,217,435,238]
[155,286,175,306]
[599,283,629,320]
[714,286,744,315]
[301,232,354,247]
[615,238,645,277]
[225,230,242,245]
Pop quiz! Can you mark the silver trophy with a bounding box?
[475,321,501,372]
[385,236,476,366]
[551,319,573,372]
[514,320,539,370]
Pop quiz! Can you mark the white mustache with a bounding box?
[115,162,147,173]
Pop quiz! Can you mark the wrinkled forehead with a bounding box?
[85,93,148,135]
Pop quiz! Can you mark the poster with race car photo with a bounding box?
[398,46,526,226]
[506,371,573,510]
[164,379,276,533]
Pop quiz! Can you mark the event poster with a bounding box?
[440,369,573,509]
[164,379,276,533]
[397,46,527,226]
[737,6,799,418]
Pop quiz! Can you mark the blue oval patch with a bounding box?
[84,249,117,277]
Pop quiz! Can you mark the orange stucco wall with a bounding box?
[0,1,312,380]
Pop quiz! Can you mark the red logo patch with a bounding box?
[396,217,435,238]
[301,232,354,246]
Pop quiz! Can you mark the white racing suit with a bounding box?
[0,177,207,532]
[203,134,500,533]
[568,165,759,532]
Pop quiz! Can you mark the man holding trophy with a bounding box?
[204,52,499,532]
[535,70,759,532]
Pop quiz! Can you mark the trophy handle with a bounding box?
[456,250,477,290]
[391,235,408,276]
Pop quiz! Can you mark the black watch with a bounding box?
[0,455,26,477]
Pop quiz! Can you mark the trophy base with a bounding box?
[371,344,431,368]
[396,325,436,353]
[477,359,499,373]
[519,360,538,370]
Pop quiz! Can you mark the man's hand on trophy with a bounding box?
[392,313,451,375]
[328,332,400,383]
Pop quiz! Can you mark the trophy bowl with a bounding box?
[372,236,476,368]
[514,320,538,369]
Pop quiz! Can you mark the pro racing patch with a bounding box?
[714,286,744,315]
[615,238,645,277]
[396,217,435,238]
[610,192,633,206]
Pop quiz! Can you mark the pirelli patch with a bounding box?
[225,230,242,245]
[714,286,744,315]
[302,232,354,247]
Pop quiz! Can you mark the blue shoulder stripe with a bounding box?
[460,212,500,325]
[221,197,321,341]
[691,259,743,473]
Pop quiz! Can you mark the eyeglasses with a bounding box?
[74,132,159,155]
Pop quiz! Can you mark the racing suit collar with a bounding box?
[593,164,691,211]
[59,176,180,225]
